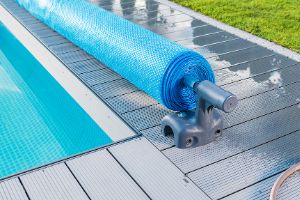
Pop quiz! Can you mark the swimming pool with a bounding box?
[0,22,114,179]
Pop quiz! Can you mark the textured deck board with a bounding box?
[122,104,170,131]
[66,58,106,74]
[223,63,300,100]
[109,138,210,200]
[194,38,256,58]
[108,91,157,114]
[209,46,274,70]
[20,164,89,200]
[163,25,221,41]
[56,50,94,65]
[141,126,173,150]
[223,175,278,200]
[216,54,297,86]
[93,79,139,99]
[121,81,300,132]
[125,8,182,22]
[66,150,149,200]
[79,69,122,86]
[0,0,299,199]
[152,20,208,35]
[179,31,238,48]
[0,179,28,200]
[49,42,82,56]
[163,103,300,173]
[224,172,300,200]
[222,81,300,127]
[188,131,300,199]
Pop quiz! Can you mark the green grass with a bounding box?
[172,0,300,53]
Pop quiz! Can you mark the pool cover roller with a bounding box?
[16,0,215,111]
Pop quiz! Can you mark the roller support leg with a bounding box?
[161,77,238,149]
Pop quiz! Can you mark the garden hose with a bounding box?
[270,162,300,200]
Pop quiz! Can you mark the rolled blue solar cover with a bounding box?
[15,0,215,111]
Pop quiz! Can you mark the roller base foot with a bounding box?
[161,79,238,149]
[161,108,222,149]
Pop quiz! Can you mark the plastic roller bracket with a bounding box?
[161,77,238,149]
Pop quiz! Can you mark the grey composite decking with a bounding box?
[0,0,299,199]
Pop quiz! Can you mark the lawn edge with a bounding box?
[157,0,300,62]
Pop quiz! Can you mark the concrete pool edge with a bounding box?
[0,4,136,142]
[157,0,300,62]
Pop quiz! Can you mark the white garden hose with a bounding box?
[270,162,300,200]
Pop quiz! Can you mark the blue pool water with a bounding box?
[0,23,112,179]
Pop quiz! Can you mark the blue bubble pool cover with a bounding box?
[16,0,215,111]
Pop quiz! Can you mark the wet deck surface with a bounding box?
[0,0,299,199]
